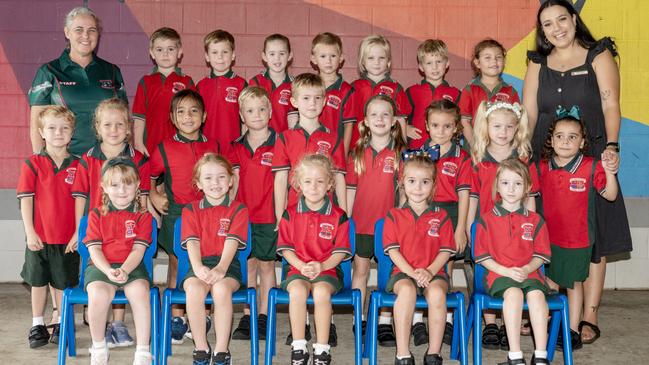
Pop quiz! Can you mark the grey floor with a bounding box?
[1,284,647,364]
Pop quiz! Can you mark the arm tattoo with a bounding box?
[601,89,611,101]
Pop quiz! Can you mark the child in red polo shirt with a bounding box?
[229,87,277,341]
[537,107,619,350]
[72,98,149,347]
[383,152,456,365]
[467,101,537,350]
[182,153,248,365]
[278,154,352,365]
[84,157,154,365]
[475,159,551,365]
[18,106,80,349]
[133,27,195,157]
[197,29,247,147]
[310,32,356,155]
[406,39,460,149]
[350,35,411,148]
[459,39,520,146]
[148,89,223,343]
[249,33,296,133]
[347,95,406,345]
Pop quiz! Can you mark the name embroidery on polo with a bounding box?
[172,82,186,93]
[383,156,395,173]
[521,223,534,241]
[427,218,440,237]
[125,220,136,238]
[495,92,511,102]
[218,218,231,236]
[326,95,341,110]
[569,178,587,192]
[319,223,334,240]
[441,162,457,177]
[279,90,291,105]
[261,152,274,166]
[60,81,77,86]
[378,85,394,98]
[316,141,331,155]
[64,167,77,184]
[225,87,239,103]
[99,80,114,89]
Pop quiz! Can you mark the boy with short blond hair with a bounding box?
[133,27,195,156]
[406,39,461,149]
[197,29,248,147]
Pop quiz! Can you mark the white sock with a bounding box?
[508,351,523,360]
[362,314,365,321]
[136,345,150,352]
[32,316,45,326]
[305,313,310,326]
[396,353,412,360]
[93,340,107,349]
[291,339,308,352]
[534,350,548,359]
[446,312,453,323]
[313,343,331,355]
[378,315,391,325]
[331,314,335,324]
[412,312,424,324]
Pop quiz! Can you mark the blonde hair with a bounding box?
[417,39,449,64]
[401,155,437,203]
[64,7,101,33]
[291,154,335,193]
[491,158,532,202]
[100,159,142,215]
[291,73,325,97]
[93,98,131,142]
[37,105,76,130]
[191,153,234,190]
[358,35,391,75]
[238,86,271,111]
[150,27,181,48]
[471,101,530,164]
[311,32,343,54]
[204,29,235,52]
[352,95,406,175]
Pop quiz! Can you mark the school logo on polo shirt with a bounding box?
[378,85,394,97]
[569,178,587,192]
[279,90,291,105]
[218,218,231,236]
[99,80,114,89]
[326,95,341,110]
[442,94,454,101]
[319,223,334,240]
[125,220,136,238]
[261,152,274,166]
[225,87,239,103]
[441,162,458,177]
[521,223,534,241]
[172,82,186,94]
[495,92,511,102]
[427,219,440,237]
[64,167,77,184]
[383,156,395,173]
[316,141,331,155]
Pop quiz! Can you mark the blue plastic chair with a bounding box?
[465,223,574,365]
[58,215,160,365]
[363,218,468,365]
[160,218,257,365]
[264,219,362,365]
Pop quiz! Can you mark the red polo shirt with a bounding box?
[321,75,356,140]
[84,206,153,264]
[383,204,456,276]
[132,67,195,153]
[458,77,520,124]
[277,196,352,279]
[423,141,472,203]
[17,151,80,244]
[249,70,294,133]
[230,129,277,224]
[474,204,551,288]
[181,196,248,257]
[406,80,460,149]
[197,70,247,146]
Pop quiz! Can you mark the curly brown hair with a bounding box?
[542,117,590,160]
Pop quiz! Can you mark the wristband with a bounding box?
[606,142,620,152]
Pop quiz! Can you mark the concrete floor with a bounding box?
[1,284,647,364]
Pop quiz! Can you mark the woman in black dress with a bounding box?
[523,0,632,345]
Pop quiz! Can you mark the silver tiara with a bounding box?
[485,102,522,119]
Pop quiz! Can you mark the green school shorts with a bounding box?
[21,244,80,290]
[280,265,344,294]
[84,263,150,291]
[386,271,449,296]
[355,234,374,259]
[250,223,278,261]
[547,245,591,289]
[158,214,180,256]
[182,255,243,289]
[488,277,548,298]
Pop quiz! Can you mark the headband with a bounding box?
[401,144,440,162]
[555,105,581,121]
[485,101,522,119]
[101,156,138,176]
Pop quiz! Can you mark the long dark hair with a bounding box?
[542,117,590,160]
[535,0,597,55]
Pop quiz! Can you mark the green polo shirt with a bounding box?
[28,49,128,155]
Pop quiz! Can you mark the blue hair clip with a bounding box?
[555,105,581,121]
[401,144,440,162]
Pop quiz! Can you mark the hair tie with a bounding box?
[101,156,138,176]
[555,105,581,121]
[401,144,440,162]
[485,101,522,119]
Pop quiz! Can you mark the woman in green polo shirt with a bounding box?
[28,6,127,156]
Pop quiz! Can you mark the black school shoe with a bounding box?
[412,322,429,346]
[312,352,332,365]
[394,354,415,365]
[211,351,232,365]
[498,357,526,365]
[530,355,550,364]
[286,324,312,345]
[499,325,509,351]
[424,353,443,365]
[290,349,310,365]
[49,323,60,344]
[192,348,212,365]
[378,323,397,347]
[258,314,267,340]
[482,323,500,349]
[232,314,250,340]
[442,322,453,346]
[28,325,50,348]
[351,320,367,338]
[328,323,338,347]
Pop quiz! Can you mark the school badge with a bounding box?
[427,219,440,237]
[218,218,231,237]
[494,92,511,102]
[64,167,77,184]
[378,85,394,98]
[521,223,534,241]
[319,223,334,240]
[172,82,186,94]
[326,95,341,110]
[441,162,457,177]
[279,89,291,105]
[569,178,586,192]
[225,87,239,103]
[316,141,331,155]
[261,152,274,166]
[442,94,454,101]
[99,80,114,89]
[125,220,136,238]
[383,156,395,173]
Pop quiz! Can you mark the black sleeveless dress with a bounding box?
[528,38,632,262]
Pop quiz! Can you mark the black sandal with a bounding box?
[578,320,601,344]
[481,323,500,349]
[499,324,509,351]
[556,329,583,351]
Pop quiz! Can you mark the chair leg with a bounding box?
[264,289,277,365]
[363,291,374,359]
[473,296,483,365]
[456,295,468,365]
[67,303,76,357]
[368,292,380,365]
[547,310,561,362]
[160,292,172,365]
[150,290,159,365]
[57,294,70,365]
[560,299,574,365]
[451,303,459,360]
[352,289,362,365]
[248,289,258,365]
